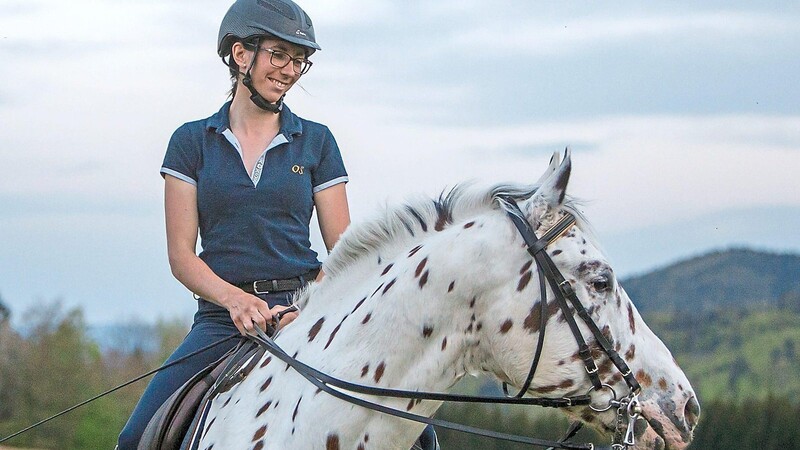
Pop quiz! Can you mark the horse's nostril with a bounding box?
[684,395,701,430]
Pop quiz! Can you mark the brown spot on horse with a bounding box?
[408,245,423,257]
[415,258,428,277]
[523,301,559,334]
[517,270,532,291]
[361,364,369,377]
[325,318,346,350]
[252,425,267,441]
[500,319,513,334]
[422,325,433,338]
[374,362,386,383]
[308,318,325,342]
[351,298,367,315]
[625,344,636,360]
[292,397,302,422]
[636,369,653,387]
[326,434,340,450]
[419,270,429,288]
[259,377,273,392]
[256,401,272,417]
[382,278,397,295]
[627,303,636,334]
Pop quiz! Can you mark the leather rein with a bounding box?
[241,200,643,450]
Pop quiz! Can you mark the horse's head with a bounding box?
[479,151,699,450]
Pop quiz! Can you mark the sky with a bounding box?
[1,0,799,325]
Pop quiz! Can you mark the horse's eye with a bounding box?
[591,275,612,293]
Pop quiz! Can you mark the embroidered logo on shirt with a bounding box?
[292,165,305,175]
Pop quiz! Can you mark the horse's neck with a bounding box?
[281,228,499,392]
[302,218,522,380]
[202,214,521,449]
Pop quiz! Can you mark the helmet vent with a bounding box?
[257,0,297,21]
[303,11,312,27]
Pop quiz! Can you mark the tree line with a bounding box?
[0,302,186,449]
[435,398,800,449]
[1,301,799,449]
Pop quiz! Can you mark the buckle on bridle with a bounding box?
[558,279,575,296]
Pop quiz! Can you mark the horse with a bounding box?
[194,151,700,450]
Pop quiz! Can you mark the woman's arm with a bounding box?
[164,175,285,335]
[313,183,351,281]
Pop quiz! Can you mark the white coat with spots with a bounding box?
[196,151,699,450]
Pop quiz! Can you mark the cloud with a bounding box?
[452,12,799,56]
[2,0,799,323]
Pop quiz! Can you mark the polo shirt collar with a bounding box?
[206,101,304,140]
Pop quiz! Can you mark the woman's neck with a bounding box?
[229,92,281,137]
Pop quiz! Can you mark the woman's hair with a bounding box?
[226,48,241,99]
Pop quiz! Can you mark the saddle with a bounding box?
[138,336,439,450]
[138,338,265,450]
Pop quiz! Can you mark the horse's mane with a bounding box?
[322,182,594,279]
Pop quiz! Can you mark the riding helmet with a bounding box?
[218,0,321,57]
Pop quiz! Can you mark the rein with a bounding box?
[3,203,644,450]
[236,201,643,450]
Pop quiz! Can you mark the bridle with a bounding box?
[240,200,644,450]
[502,199,642,449]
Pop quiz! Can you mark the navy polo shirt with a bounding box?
[160,102,348,285]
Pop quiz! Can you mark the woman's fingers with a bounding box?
[229,294,274,336]
[270,305,299,327]
[277,311,298,327]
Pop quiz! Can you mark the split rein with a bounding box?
[242,201,643,450]
[1,202,641,450]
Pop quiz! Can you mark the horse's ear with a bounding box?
[535,151,561,186]
[533,148,571,208]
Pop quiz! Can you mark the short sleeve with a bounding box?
[160,124,200,186]
[311,127,348,193]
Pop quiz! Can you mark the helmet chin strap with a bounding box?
[242,71,284,114]
[240,38,283,114]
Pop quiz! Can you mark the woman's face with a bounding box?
[236,37,308,103]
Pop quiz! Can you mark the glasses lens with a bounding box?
[294,60,310,74]
[269,50,291,68]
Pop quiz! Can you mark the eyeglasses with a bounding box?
[257,47,313,75]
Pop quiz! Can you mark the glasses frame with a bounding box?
[256,47,313,75]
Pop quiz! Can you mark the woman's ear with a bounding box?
[230,41,250,72]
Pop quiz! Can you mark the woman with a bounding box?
[117,0,349,447]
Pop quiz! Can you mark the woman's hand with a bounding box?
[223,290,277,336]
[271,304,299,329]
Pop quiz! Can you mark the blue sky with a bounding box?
[1,0,798,324]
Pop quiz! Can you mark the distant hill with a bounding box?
[621,248,800,313]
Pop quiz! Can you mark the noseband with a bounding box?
[236,200,644,450]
